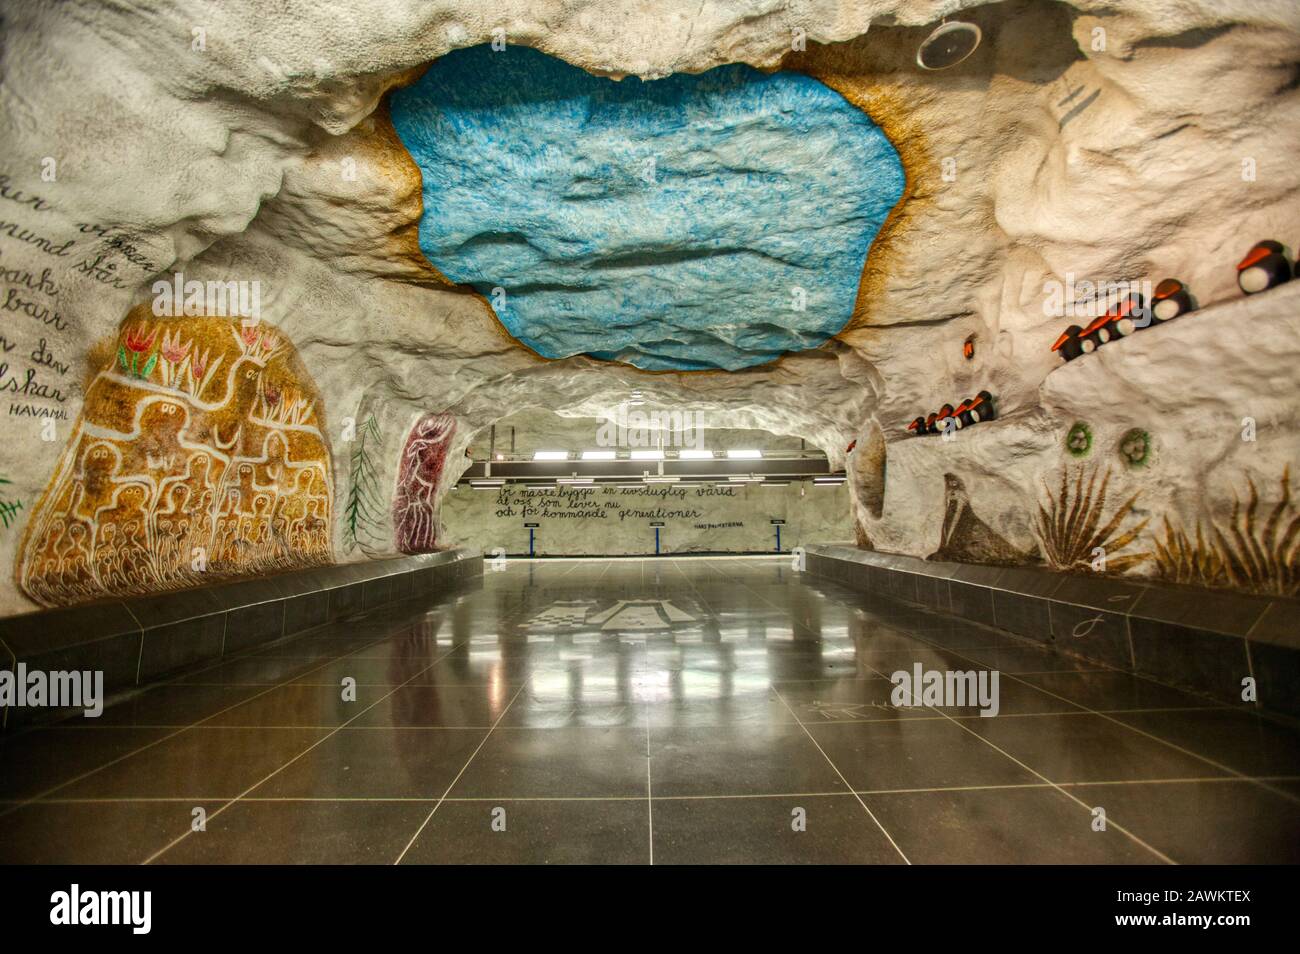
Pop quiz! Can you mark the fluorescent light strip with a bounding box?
[533,450,568,461]
[726,449,762,459]
[630,449,664,460]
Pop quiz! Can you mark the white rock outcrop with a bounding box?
[0,0,1297,614]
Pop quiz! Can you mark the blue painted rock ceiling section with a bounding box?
[391,45,905,371]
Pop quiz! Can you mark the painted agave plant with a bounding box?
[1153,468,1300,596]
[1035,466,1149,573]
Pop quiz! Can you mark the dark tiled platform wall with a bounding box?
[0,550,483,729]
[805,545,1299,718]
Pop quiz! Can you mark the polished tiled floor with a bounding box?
[2,557,1298,864]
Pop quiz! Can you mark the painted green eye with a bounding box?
[1119,428,1152,468]
[1066,421,1093,457]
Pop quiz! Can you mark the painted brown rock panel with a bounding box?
[15,312,332,606]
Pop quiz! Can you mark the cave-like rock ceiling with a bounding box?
[392,44,904,371]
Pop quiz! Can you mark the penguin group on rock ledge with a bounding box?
[906,390,996,437]
[1050,239,1293,364]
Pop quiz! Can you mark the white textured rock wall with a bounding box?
[442,481,852,556]
[860,284,1300,588]
[1,0,1298,613]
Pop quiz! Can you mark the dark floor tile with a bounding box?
[775,677,930,723]
[251,727,487,799]
[1018,670,1213,712]
[0,800,221,864]
[453,727,648,797]
[762,654,891,682]
[1109,708,1300,777]
[410,654,541,686]
[0,726,169,801]
[954,643,1102,674]
[1129,617,1250,701]
[652,794,904,864]
[967,713,1229,783]
[991,590,1053,643]
[1047,601,1132,668]
[808,718,1039,791]
[58,727,328,799]
[402,798,650,864]
[862,787,1159,864]
[910,623,1023,652]
[650,724,847,797]
[157,798,433,864]
[175,654,329,686]
[643,687,796,728]
[203,684,381,727]
[1069,780,1300,864]
[6,556,1299,866]
[502,697,645,729]
[287,656,441,687]
[93,684,268,727]
[356,685,509,728]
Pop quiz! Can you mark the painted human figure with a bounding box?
[393,412,456,554]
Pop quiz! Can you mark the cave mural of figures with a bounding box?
[393,411,455,554]
[15,310,333,606]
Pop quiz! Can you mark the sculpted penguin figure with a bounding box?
[1051,324,1085,362]
[1106,291,1150,338]
[969,390,995,422]
[1151,278,1194,322]
[1237,240,1291,294]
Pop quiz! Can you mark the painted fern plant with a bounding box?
[1035,466,1149,573]
[1154,468,1300,596]
[342,415,384,555]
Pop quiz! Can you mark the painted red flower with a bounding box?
[124,324,157,354]
[160,330,190,364]
[263,385,281,407]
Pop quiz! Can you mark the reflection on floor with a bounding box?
[2,557,1298,864]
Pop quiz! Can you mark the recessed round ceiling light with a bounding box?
[917,21,982,70]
